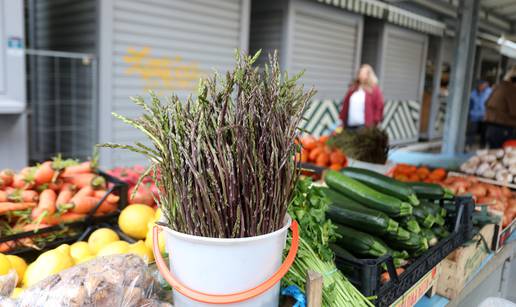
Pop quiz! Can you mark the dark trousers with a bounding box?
[466,121,486,147]
[485,123,516,149]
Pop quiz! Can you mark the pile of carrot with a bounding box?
[0,158,121,252]
[391,164,447,183]
[297,135,348,170]
[441,176,516,228]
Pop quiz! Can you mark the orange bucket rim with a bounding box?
[152,221,300,304]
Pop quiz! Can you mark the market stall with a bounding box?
[0,49,515,307]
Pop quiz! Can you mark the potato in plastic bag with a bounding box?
[1,254,172,307]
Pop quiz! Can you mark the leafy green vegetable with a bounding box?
[288,178,337,261]
[284,178,373,307]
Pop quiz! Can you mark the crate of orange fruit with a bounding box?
[297,135,348,173]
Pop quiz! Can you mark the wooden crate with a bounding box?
[390,264,441,307]
[493,218,516,252]
[436,224,495,299]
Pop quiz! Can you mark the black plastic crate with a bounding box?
[0,170,128,257]
[334,196,474,306]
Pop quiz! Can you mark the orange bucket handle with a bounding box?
[152,221,300,305]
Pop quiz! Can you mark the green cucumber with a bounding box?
[321,188,399,235]
[325,171,413,217]
[406,182,444,200]
[420,200,447,217]
[432,225,450,239]
[391,250,409,260]
[387,232,428,254]
[341,167,420,206]
[398,216,421,234]
[393,258,408,268]
[413,206,436,228]
[327,205,399,236]
[421,228,439,247]
[434,214,445,226]
[384,226,410,241]
[331,244,356,260]
[331,244,356,275]
[334,224,389,258]
[420,200,446,226]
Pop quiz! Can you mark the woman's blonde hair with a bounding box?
[503,66,516,81]
[355,64,379,90]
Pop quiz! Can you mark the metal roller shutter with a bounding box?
[105,0,248,166]
[249,0,284,68]
[381,26,428,101]
[290,0,362,101]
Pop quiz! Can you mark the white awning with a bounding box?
[317,0,446,36]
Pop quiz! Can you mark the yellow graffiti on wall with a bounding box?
[123,47,202,92]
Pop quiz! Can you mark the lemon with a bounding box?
[129,240,154,263]
[147,219,156,230]
[88,228,120,254]
[145,227,165,254]
[6,255,27,285]
[23,249,74,287]
[97,240,130,257]
[0,253,13,276]
[118,204,156,239]
[75,254,95,265]
[70,241,93,263]
[155,208,162,221]
[11,287,23,298]
[55,244,71,256]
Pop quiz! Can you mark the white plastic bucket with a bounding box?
[161,215,292,307]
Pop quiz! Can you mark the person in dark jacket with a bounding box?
[339,64,384,129]
[485,67,516,148]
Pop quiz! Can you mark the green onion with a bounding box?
[284,237,374,307]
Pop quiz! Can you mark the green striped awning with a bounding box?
[319,0,387,18]
[317,0,446,36]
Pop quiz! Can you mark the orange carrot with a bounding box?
[61,161,93,176]
[34,161,55,185]
[63,173,105,189]
[300,136,318,150]
[308,146,324,162]
[329,163,342,171]
[381,268,405,283]
[0,202,37,214]
[0,191,7,202]
[22,223,51,232]
[319,135,330,144]
[0,241,15,252]
[0,169,14,187]
[70,196,100,214]
[47,178,64,191]
[3,187,15,194]
[97,201,118,214]
[12,174,27,189]
[31,189,57,220]
[7,190,39,203]
[60,182,76,192]
[70,186,94,201]
[40,212,86,226]
[93,190,120,203]
[55,188,75,206]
